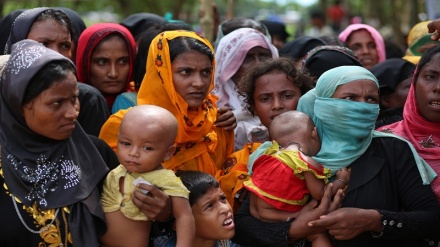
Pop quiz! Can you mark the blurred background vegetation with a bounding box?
[0,0,435,49]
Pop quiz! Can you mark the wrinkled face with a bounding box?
[346,29,378,70]
[191,187,235,242]
[27,20,73,60]
[381,77,411,109]
[332,79,379,104]
[252,72,302,128]
[231,46,272,84]
[89,35,130,95]
[22,72,79,140]
[172,50,213,110]
[117,121,174,174]
[415,53,440,122]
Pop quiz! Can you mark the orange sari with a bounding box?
[99,30,234,176]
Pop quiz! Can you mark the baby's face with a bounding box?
[117,122,172,174]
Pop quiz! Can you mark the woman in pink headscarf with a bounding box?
[378,45,440,202]
[213,27,279,151]
[339,23,385,70]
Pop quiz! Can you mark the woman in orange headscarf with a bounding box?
[99,30,234,176]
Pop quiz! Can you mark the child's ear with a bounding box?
[311,126,319,141]
[163,144,176,161]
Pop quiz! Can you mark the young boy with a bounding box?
[100,105,194,247]
[244,110,349,247]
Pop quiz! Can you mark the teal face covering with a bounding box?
[297,66,436,184]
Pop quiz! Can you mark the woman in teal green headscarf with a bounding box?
[297,65,434,182]
[236,65,440,247]
[290,65,440,246]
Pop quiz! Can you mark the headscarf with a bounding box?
[0,9,25,55]
[279,36,326,60]
[370,58,415,94]
[301,45,362,79]
[55,7,86,48]
[76,23,136,107]
[338,24,386,64]
[0,39,108,207]
[213,28,278,112]
[378,62,440,191]
[297,66,435,184]
[120,13,166,40]
[4,7,50,54]
[403,21,440,64]
[137,30,223,175]
[213,18,270,50]
[212,28,278,150]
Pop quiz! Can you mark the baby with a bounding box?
[100,105,194,247]
[244,110,349,247]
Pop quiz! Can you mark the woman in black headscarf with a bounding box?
[4,7,110,137]
[371,58,416,128]
[0,9,25,55]
[0,39,108,246]
[279,35,326,65]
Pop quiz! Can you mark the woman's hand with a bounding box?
[288,184,343,241]
[308,208,383,240]
[132,183,172,222]
[215,106,237,131]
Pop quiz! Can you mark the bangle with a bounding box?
[336,178,347,184]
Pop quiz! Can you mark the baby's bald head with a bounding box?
[121,105,178,147]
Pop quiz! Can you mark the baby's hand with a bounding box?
[335,168,350,185]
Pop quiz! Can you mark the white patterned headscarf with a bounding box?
[213,28,278,150]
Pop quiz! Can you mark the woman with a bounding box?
[99,30,235,176]
[378,45,440,202]
[76,22,136,111]
[338,23,385,70]
[4,7,110,137]
[213,27,279,150]
[0,9,24,55]
[371,58,415,128]
[233,65,440,247]
[163,170,240,247]
[0,39,109,246]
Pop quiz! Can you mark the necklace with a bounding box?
[11,194,60,234]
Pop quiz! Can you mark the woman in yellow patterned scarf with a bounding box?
[99,30,234,176]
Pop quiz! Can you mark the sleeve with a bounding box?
[232,196,293,247]
[379,139,440,242]
[160,172,190,199]
[100,168,122,213]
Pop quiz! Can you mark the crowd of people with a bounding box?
[0,5,439,247]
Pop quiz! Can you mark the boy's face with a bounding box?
[191,187,235,241]
[117,119,174,174]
